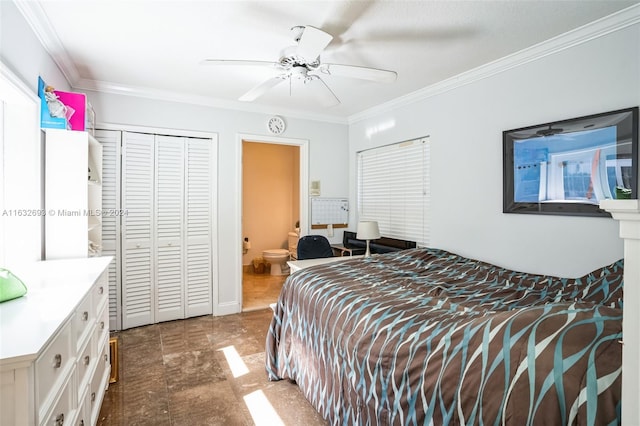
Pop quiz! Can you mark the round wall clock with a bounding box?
[267,116,286,134]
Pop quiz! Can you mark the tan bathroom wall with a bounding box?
[242,141,300,266]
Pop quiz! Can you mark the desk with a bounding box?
[288,255,363,273]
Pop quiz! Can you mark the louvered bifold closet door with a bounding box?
[185,138,214,317]
[155,135,185,322]
[95,129,122,331]
[121,132,155,329]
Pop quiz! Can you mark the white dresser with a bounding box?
[0,257,112,426]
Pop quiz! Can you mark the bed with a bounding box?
[265,247,624,425]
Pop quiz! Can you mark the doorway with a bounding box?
[240,135,308,311]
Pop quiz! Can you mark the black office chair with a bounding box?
[296,235,334,260]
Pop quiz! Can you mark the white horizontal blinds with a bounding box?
[121,132,155,329]
[155,135,185,322]
[185,138,213,316]
[357,137,430,246]
[94,129,122,330]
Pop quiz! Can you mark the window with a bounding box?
[356,137,430,246]
[0,64,42,267]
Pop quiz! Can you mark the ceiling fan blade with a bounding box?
[296,26,333,63]
[200,59,280,69]
[239,76,286,102]
[305,76,340,107]
[318,63,397,83]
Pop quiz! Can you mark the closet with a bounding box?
[96,130,216,330]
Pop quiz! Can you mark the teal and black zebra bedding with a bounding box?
[266,247,624,425]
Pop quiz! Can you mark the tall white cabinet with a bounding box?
[44,129,102,259]
[96,130,216,330]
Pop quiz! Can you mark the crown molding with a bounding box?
[15,0,638,126]
[73,77,348,124]
[348,3,640,124]
[13,0,81,86]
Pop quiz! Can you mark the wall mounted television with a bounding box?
[503,107,639,217]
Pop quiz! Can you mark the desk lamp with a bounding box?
[356,221,380,258]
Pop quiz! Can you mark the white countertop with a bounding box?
[0,256,112,365]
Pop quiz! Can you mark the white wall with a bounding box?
[0,1,70,92]
[349,21,640,277]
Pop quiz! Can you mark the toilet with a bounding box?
[262,249,290,276]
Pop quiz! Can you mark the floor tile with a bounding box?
[98,309,328,426]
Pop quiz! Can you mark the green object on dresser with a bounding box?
[0,268,27,302]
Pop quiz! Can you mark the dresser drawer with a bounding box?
[92,271,108,315]
[89,342,110,425]
[76,334,94,398]
[35,319,73,417]
[40,367,76,426]
[96,302,109,348]
[77,383,90,426]
[72,292,94,352]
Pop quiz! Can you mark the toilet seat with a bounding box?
[263,249,290,257]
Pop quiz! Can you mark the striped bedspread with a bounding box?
[265,248,623,425]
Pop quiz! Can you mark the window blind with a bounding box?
[356,137,430,246]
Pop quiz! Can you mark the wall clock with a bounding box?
[268,116,286,134]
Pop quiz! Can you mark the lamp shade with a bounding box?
[356,221,380,240]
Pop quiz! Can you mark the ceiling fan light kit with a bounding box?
[202,25,397,106]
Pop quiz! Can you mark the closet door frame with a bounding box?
[97,123,217,330]
[95,129,122,331]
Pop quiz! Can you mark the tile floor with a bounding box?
[242,267,288,312]
[98,308,327,425]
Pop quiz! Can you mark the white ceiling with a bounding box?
[20,0,639,122]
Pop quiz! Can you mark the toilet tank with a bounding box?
[288,232,299,259]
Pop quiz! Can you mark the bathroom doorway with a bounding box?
[241,137,306,311]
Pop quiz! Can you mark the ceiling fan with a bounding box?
[201,25,397,106]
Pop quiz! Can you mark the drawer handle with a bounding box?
[82,311,89,321]
[91,392,96,403]
[55,413,64,425]
[84,355,90,365]
[79,420,84,426]
[100,321,105,330]
[98,286,104,294]
[53,354,62,369]
[104,354,108,362]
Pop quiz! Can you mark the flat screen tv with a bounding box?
[503,107,639,217]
